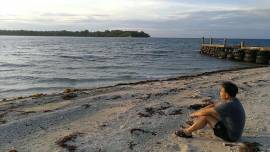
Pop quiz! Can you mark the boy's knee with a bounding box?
[205,116,218,128]
[198,115,216,121]
[198,116,207,120]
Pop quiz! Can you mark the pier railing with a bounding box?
[200,37,270,64]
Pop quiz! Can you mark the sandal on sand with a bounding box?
[175,129,192,138]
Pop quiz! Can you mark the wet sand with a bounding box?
[0,66,269,152]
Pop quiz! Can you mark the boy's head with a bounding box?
[220,81,238,101]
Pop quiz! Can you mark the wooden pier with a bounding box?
[200,38,270,64]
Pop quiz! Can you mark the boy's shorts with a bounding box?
[213,121,232,142]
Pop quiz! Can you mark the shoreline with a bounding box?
[1,65,266,101]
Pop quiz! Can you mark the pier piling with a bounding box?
[200,38,269,65]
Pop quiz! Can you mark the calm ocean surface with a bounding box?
[0,36,269,98]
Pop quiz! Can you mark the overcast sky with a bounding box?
[0,0,270,38]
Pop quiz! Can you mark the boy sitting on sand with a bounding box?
[175,81,246,142]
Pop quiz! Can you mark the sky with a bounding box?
[0,0,270,38]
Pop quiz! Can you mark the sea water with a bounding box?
[0,36,268,98]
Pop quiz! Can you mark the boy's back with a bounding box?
[215,98,246,141]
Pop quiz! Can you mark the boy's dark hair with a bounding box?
[221,81,238,97]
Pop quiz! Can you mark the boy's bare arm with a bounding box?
[190,107,220,120]
[198,103,215,111]
[196,100,220,111]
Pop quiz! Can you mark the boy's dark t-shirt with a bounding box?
[214,98,246,141]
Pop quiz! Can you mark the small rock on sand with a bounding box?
[62,93,78,100]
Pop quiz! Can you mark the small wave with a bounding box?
[0,75,39,81]
[59,55,84,60]
[131,53,168,57]
[91,65,135,69]
[0,69,16,72]
[150,50,171,54]
[59,55,99,61]
[16,46,33,49]
[0,63,35,68]
[62,67,81,70]
[0,86,66,94]
[117,75,143,80]
[37,77,119,84]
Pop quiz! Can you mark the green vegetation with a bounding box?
[0,30,150,37]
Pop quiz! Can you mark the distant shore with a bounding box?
[0,30,150,37]
[0,66,269,151]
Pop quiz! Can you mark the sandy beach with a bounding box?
[0,66,269,152]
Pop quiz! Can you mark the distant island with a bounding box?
[0,30,150,38]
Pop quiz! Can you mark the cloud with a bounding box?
[86,8,270,38]
[0,0,269,38]
[41,13,82,17]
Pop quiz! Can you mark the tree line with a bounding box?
[0,30,150,37]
